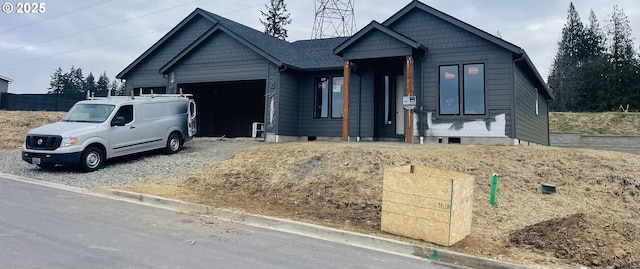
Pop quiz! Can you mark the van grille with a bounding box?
[25,135,62,150]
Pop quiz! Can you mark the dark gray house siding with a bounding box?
[387,8,491,50]
[168,32,270,84]
[0,77,9,93]
[117,1,552,144]
[123,15,214,91]
[514,64,550,145]
[342,30,413,60]
[422,46,514,136]
[278,71,301,136]
[388,8,515,138]
[298,71,345,137]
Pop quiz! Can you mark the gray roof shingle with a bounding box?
[202,10,346,70]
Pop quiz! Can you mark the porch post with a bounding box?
[406,56,414,143]
[342,60,351,142]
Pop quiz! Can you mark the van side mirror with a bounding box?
[111,116,126,127]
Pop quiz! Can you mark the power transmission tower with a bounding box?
[311,0,356,39]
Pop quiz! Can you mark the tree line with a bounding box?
[548,3,639,112]
[48,66,124,96]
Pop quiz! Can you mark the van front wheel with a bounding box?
[166,133,182,154]
[80,146,104,172]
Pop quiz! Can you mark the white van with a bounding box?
[22,92,197,172]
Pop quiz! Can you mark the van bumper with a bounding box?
[22,151,82,166]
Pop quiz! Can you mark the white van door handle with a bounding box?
[130,126,135,129]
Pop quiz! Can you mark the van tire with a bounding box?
[80,146,104,172]
[166,133,182,154]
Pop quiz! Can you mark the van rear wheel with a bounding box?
[80,146,104,172]
[166,133,182,154]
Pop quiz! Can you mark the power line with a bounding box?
[0,0,113,34]
[0,0,201,54]
[0,28,171,68]
[0,2,266,68]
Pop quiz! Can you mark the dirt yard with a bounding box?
[3,110,640,268]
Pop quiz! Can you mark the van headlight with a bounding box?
[61,137,78,147]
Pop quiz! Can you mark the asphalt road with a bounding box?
[0,176,452,269]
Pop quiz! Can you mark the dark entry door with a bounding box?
[373,58,404,140]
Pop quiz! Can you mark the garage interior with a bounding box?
[180,80,266,138]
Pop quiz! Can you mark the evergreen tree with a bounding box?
[96,72,110,95]
[69,66,85,93]
[61,66,76,94]
[548,2,585,111]
[581,10,608,111]
[259,0,291,40]
[603,5,639,110]
[84,72,97,94]
[48,67,65,94]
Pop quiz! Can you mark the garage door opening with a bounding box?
[180,80,265,138]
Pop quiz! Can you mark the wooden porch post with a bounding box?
[406,56,414,144]
[342,60,351,142]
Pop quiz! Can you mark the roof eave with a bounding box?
[0,75,12,83]
[117,8,211,79]
[334,21,424,57]
[198,11,284,67]
[518,50,554,100]
[383,0,521,54]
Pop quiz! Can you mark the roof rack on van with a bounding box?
[137,88,193,98]
[85,87,192,101]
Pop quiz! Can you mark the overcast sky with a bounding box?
[1,0,639,93]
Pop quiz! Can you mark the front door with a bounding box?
[373,58,405,140]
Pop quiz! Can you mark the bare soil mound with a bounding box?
[510,213,640,268]
[171,142,640,268]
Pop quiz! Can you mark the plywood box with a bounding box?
[381,165,474,246]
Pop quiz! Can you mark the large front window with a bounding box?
[439,64,485,115]
[314,76,344,118]
[439,65,459,114]
[463,64,485,115]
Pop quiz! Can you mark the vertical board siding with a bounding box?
[355,71,375,138]
[278,71,301,136]
[514,65,550,145]
[125,15,214,91]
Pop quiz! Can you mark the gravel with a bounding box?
[0,138,261,189]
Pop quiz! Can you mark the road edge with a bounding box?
[93,188,536,269]
[0,172,535,269]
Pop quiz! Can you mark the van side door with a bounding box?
[109,104,139,156]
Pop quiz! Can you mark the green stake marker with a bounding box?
[490,173,498,206]
[431,248,439,261]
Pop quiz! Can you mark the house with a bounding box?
[117,0,554,145]
[0,75,11,93]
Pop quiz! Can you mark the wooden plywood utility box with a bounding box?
[381,165,474,246]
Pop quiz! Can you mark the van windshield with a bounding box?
[63,104,115,123]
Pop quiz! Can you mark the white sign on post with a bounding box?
[403,96,416,110]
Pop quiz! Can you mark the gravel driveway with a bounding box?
[0,138,261,189]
